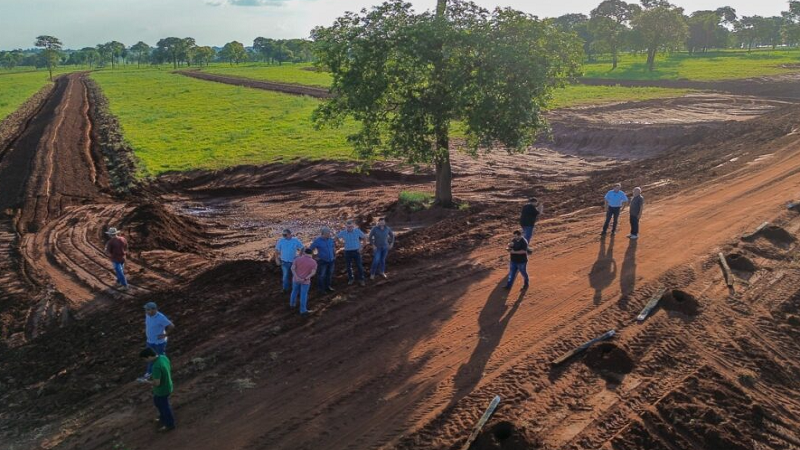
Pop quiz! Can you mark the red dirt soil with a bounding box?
[2,74,800,450]
[176,69,333,98]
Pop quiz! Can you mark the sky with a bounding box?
[0,0,792,50]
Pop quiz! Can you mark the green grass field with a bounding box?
[92,68,357,176]
[202,63,332,88]
[0,70,55,121]
[583,48,800,81]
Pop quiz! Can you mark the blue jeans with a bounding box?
[522,226,535,243]
[602,207,621,233]
[317,260,334,292]
[113,261,127,286]
[630,215,640,235]
[506,261,529,287]
[344,250,364,281]
[146,342,167,375]
[370,247,389,275]
[153,395,175,429]
[280,261,293,290]
[290,282,311,313]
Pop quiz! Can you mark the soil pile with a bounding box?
[584,342,635,375]
[661,289,701,316]
[121,202,211,255]
[468,420,541,450]
[726,253,757,274]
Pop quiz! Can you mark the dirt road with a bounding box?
[176,70,333,98]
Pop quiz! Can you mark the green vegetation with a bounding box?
[0,71,54,121]
[203,63,332,88]
[399,191,434,211]
[91,68,357,176]
[583,48,800,81]
[550,84,690,108]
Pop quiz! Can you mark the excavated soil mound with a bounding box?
[191,259,278,289]
[584,342,635,375]
[120,203,211,255]
[469,420,541,450]
[661,289,701,317]
[760,225,795,247]
[176,70,332,99]
[725,253,757,274]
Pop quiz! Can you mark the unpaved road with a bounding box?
[1,73,799,450]
[176,69,333,98]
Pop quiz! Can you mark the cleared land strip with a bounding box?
[176,69,333,98]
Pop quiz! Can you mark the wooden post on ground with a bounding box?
[742,222,769,241]
[636,287,666,322]
[719,252,735,289]
[460,395,501,450]
[552,330,616,366]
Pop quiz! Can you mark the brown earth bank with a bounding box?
[175,69,333,98]
[2,75,800,450]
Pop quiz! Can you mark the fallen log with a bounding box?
[636,287,666,322]
[742,222,769,241]
[719,252,735,288]
[460,395,501,450]
[552,330,616,366]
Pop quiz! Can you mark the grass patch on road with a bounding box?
[91,68,357,176]
[583,48,800,81]
[202,63,332,88]
[0,70,54,121]
[399,191,434,211]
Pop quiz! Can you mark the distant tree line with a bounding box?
[553,0,800,70]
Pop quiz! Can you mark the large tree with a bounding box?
[589,0,640,69]
[195,46,215,66]
[1,50,24,70]
[35,35,62,80]
[687,9,735,53]
[632,3,688,71]
[130,41,151,68]
[220,41,247,65]
[312,0,581,206]
[156,37,185,68]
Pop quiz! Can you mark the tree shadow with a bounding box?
[589,235,616,305]
[447,281,526,410]
[618,239,638,310]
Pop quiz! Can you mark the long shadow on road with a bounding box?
[589,235,617,305]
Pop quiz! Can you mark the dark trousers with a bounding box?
[317,260,334,292]
[630,215,640,235]
[602,207,621,233]
[344,250,364,281]
[145,342,167,375]
[153,394,175,428]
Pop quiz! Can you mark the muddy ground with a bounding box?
[1,72,800,450]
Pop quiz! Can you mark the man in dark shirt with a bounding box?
[504,230,530,290]
[628,187,645,239]
[104,227,129,291]
[520,198,544,243]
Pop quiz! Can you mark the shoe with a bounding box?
[370,274,375,280]
[359,280,366,287]
[157,426,176,432]
[630,235,638,240]
[301,310,313,316]
[120,285,129,291]
[326,287,335,292]
[136,375,150,383]
[600,232,607,236]
[611,231,617,235]
[380,273,387,279]
[522,284,530,290]
[348,279,354,285]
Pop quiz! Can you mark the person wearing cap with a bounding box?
[309,227,336,294]
[275,229,304,292]
[368,218,395,280]
[336,220,366,286]
[290,248,318,315]
[104,227,129,290]
[520,197,544,243]
[139,347,175,432]
[601,183,629,236]
[504,230,530,290]
[138,302,174,382]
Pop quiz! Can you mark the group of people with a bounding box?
[274,218,396,315]
[100,183,642,433]
[503,184,644,289]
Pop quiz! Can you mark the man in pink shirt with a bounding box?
[290,248,318,316]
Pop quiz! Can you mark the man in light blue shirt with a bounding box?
[138,302,174,382]
[275,229,304,291]
[309,227,336,294]
[336,220,366,286]
[601,183,629,236]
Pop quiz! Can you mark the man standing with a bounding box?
[520,198,544,243]
[309,227,336,294]
[290,248,318,316]
[368,218,395,280]
[504,230,530,290]
[336,220,366,286]
[138,302,174,383]
[104,227,129,290]
[628,187,645,240]
[275,229,304,292]
[601,183,629,236]
[139,347,175,432]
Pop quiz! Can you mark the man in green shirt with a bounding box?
[139,347,175,431]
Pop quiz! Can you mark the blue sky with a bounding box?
[0,0,791,50]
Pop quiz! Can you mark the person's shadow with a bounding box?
[447,281,525,409]
[589,235,616,305]
[619,239,638,309]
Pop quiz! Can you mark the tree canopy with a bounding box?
[312,0,581,205]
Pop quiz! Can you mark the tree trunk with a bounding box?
[612,49,618,70]
[436,0,447,17]
[434,151,453,206]
[646,48,656,71]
